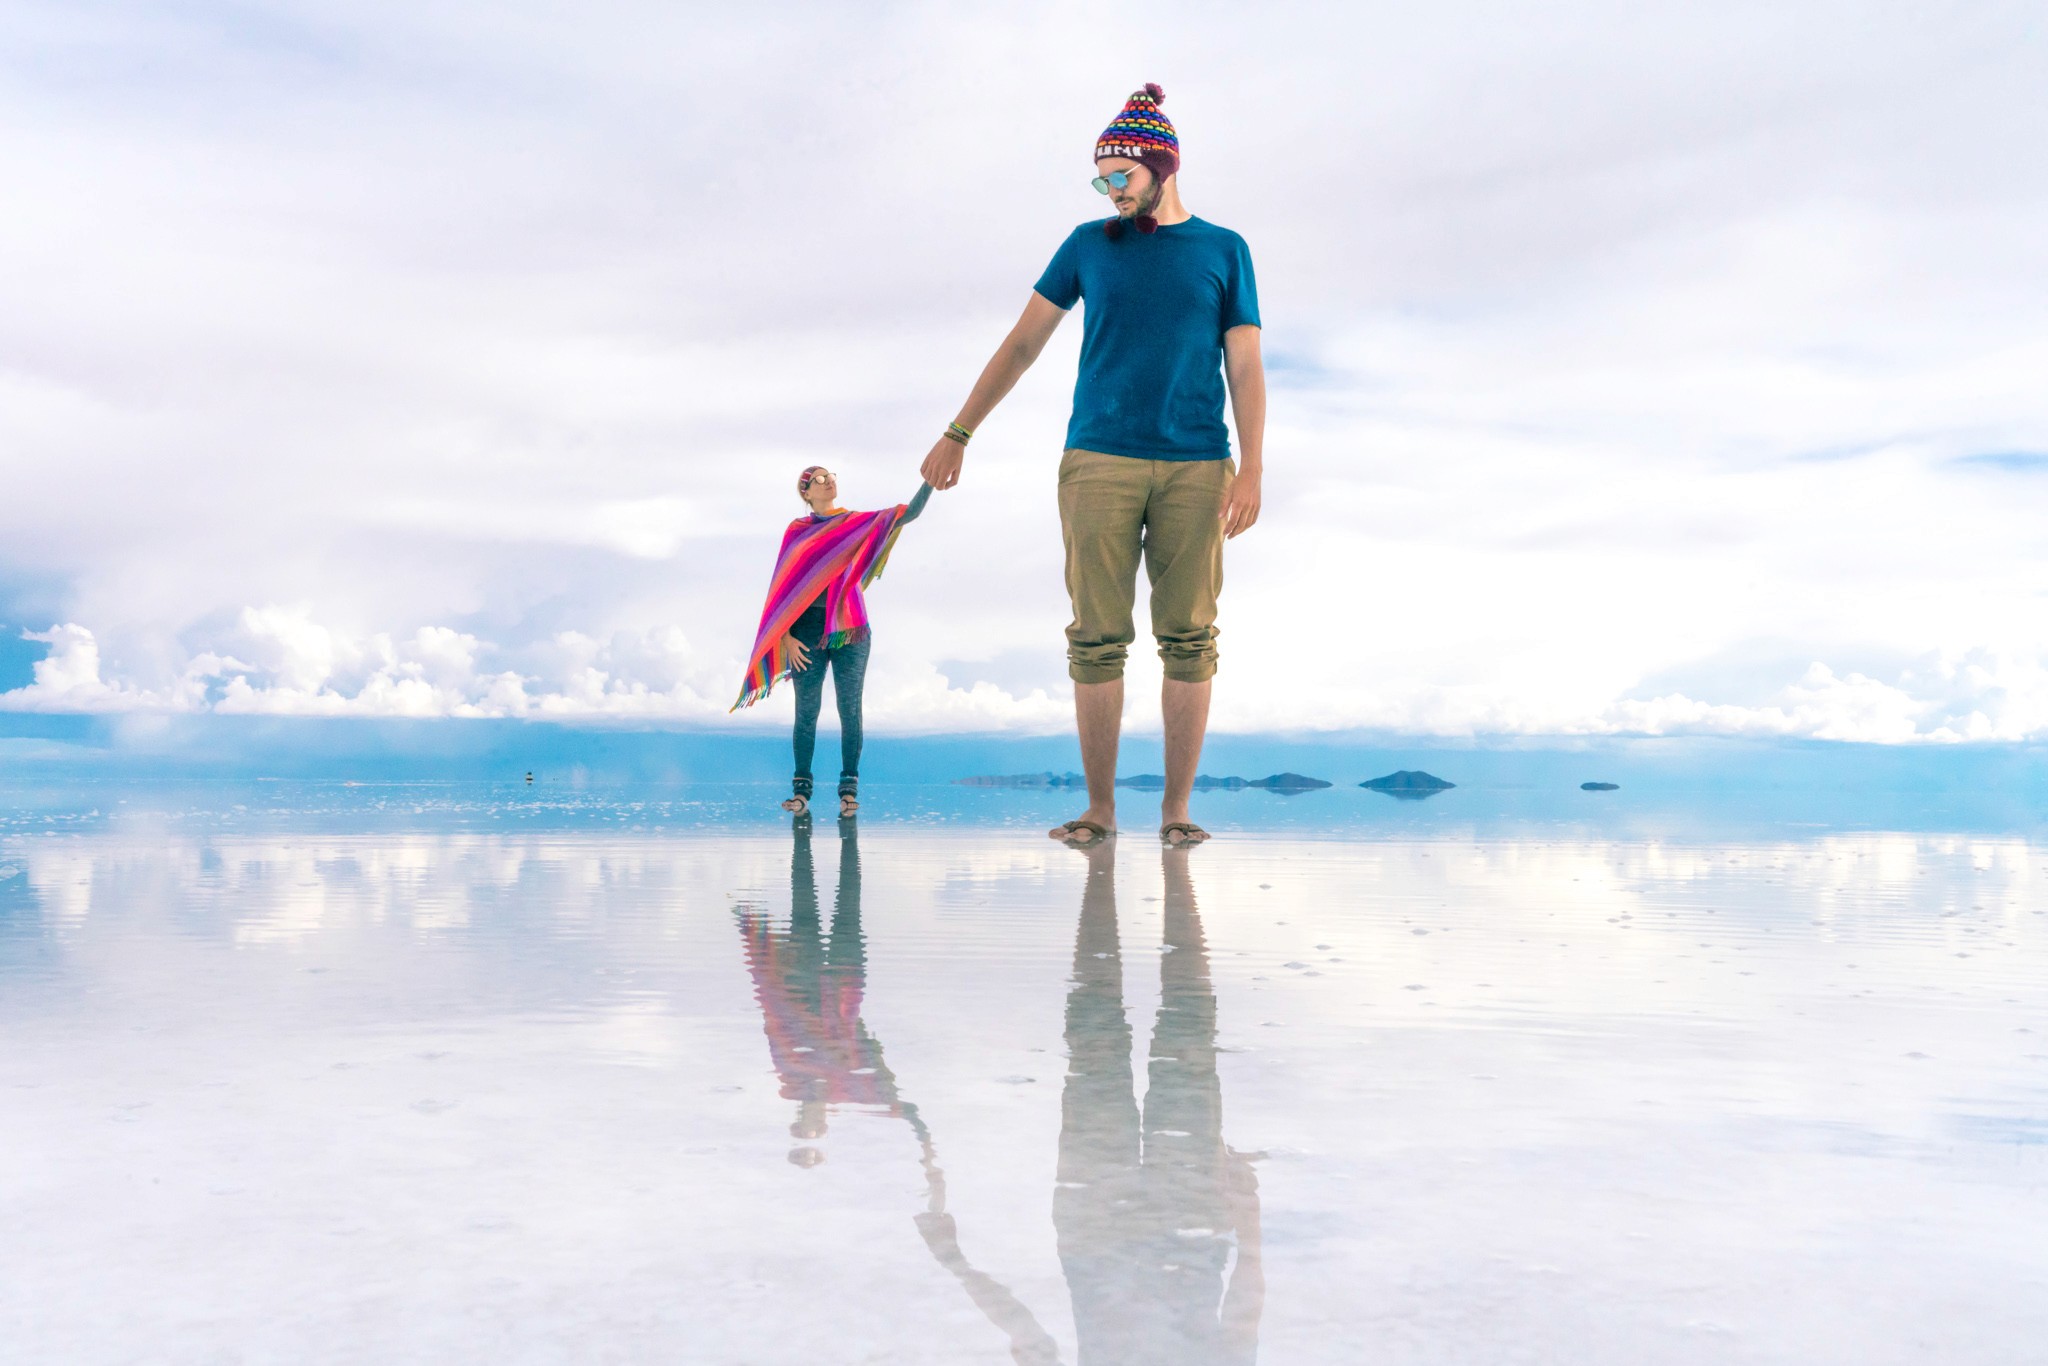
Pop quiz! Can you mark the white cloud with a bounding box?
[2,2,2046,740]
[16,616,2048,745]
[1,624,146,711]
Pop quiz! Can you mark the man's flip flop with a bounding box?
[1050,819,1114,847]
[1160,822,1210,846]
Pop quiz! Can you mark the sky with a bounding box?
[2,0,2046,742]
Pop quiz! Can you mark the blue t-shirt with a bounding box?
[1032,216,1260,462]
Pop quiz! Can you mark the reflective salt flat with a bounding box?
[2,815,2045,1363]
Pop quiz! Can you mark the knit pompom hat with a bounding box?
[1095,83,1178,181]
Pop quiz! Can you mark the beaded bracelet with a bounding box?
[943,421,973,446]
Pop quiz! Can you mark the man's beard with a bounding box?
[1123,176,1162,218]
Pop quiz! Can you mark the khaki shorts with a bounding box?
[1058,447,1234,685]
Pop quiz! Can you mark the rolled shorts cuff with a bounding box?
[1068,660,1127,685]
[1161,657,1218,684]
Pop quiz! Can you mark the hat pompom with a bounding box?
[1144,82,1164,103]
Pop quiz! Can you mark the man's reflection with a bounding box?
[1056,842,1264,1364]
[735,816,925,1165]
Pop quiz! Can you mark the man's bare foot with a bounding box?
[1049,814,1116,846]
[780,795,808,813]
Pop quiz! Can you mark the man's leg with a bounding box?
[1145,458,1232,839]
[1074,677,1125,825]
[1160,678,1212,831]
[1055,449,1146,837]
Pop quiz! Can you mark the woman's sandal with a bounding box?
[839,794,859,817]
[780,795,809,814]
[1049,819,1114,847]
[1160,821,1210,846]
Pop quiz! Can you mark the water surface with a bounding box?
[2,802,2044,1362]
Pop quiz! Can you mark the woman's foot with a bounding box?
[780,795,808,814]
[839,793,859,818]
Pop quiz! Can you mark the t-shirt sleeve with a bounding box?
[1222,234,1261,330]
[1032,228,1084,310]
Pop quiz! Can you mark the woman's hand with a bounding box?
[920,436,965,490]
[1223,465,1262,538]
[784,635,810,671]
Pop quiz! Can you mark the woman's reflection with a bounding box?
[738,817,1062,1363]
[1056,842,1264,1364]
[734,815,926,1165]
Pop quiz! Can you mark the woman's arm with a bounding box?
[918,293,1069,492]
[901,482,934,524]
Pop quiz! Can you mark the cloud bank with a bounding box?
[3,1,2046,741]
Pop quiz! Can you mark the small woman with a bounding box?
[733,466,931,817]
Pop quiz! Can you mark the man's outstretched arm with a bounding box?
[1222,323,1264,538]
[919,292,1069,491]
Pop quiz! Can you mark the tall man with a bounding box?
[919,83,1266,847]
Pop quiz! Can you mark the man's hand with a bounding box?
[783,635,810,671]
[1222,466,1262,538]
[920,437,965,491]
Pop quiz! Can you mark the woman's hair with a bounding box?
[797,465,828,499]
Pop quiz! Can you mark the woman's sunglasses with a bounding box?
[1091,168,1143,194]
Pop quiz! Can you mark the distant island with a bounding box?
[955,772,1086,788]
[1580,781,1620,791]
[1115,772,1332,793]
[1359,770,1455,800]
[960,771,1338,794]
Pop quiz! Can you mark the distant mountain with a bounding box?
[956,772,1086,788]
[1359,770,1455,800]
[1115,772,1332,793]
[1580,781,1620,791]
[1250,772,1333,791]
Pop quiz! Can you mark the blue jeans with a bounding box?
[790,634,870,800]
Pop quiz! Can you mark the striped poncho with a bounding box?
[732,500,918,710]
